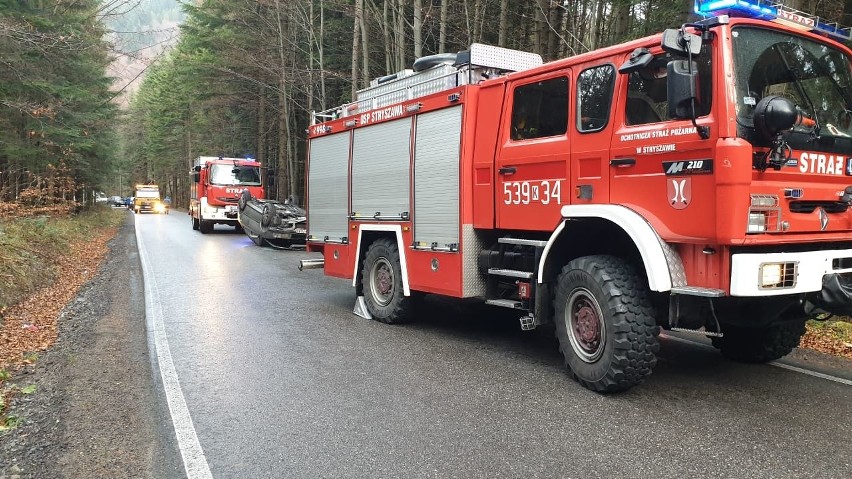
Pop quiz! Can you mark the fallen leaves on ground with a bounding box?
[801,318,852,360]
[0,228,116,370]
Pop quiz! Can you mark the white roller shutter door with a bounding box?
[413,106,462,250]
[351,119,412,219]
[307,133,350,242]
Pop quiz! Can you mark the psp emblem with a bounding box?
[667,177,691,210]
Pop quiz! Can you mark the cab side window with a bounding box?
[577,65,615,132]
[625,51,712,126]
[510,77,569,140]
[626,64,668,125]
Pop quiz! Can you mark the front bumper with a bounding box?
[730,248,852,314]
[202,204,239,222]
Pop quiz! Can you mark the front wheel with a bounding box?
[199,220,213,234]
[711,321,806,363]
[191,214,199,230]
[361,238,414,324]
[553,255,659,393]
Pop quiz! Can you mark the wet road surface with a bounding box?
[135,213,852,479]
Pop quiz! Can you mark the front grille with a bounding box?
[216,196,239,203]
[789,201,849,214]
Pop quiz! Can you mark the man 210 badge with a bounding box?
[663,159,713,175]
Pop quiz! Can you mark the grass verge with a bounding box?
[0,205,124,430]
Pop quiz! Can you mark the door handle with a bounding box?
[610,158,636,167]
[499,166,517,175]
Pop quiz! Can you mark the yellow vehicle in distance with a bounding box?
[133,184,166,214]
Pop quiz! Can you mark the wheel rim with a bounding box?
[369,256,394,307]
[565,287,606,363]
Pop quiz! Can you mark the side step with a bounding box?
[498,237,548,247]
[487,268,533,279]
[485,299,523,309]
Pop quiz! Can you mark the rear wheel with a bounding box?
[361,238,414,324]
[711,321,806,363]
[553,255,659,393]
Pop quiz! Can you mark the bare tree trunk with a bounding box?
[396,0,406,71]
[257,88,266,165]
[308,0,315,115]
[361,0,371,86]
[613,0,630,44]
[546,2,559,59]
[534,0,547,56]
[472,0,483,43]
[439,0,449,52]
[498,0,509,47]
[413,0,422,58]
[319,0,326,108]
[384,0,393,73]
[275,0,290,201]
[351,0,363,99]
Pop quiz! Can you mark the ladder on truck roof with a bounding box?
[311,43,543,125]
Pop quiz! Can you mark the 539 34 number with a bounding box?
[503,180,562,205]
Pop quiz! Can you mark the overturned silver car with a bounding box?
[237,190,307,248]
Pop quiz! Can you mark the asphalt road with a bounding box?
[135,212,852,479]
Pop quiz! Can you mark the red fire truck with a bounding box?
[301,1,852,392]
[190,156,265,233]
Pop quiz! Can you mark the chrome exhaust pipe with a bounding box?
[298,258,325,271]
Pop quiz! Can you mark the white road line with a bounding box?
[659,333,852,387]
[769,362,852,386]
[136,223,214,479]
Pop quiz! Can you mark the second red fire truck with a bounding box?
[189,156,266,234]
[301,1,852,392]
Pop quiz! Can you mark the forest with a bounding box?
[2,0,852,208]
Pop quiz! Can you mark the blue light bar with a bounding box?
[695,0,852,41]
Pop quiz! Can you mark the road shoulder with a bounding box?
[0,215,182,478]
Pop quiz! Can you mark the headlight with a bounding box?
[747,194,780,233]
[154,203,165,213]
[759,262,797,289]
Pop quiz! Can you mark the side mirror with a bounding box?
[667,60,699,120]
[193,165,201,172]
[661,29,702,57]
[193,172,200,183]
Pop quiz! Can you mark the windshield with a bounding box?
[210,164,262,186]
[733,27,852,143]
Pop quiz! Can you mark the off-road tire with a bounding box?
[553,255,659,393]
[199,220,213,234]
[711,321,806,363]
[361,238,414,324]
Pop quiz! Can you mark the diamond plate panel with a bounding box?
[462,224,487,298]
[659,238,687,288]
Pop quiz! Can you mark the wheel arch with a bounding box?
[352,224,411,296]
[537,205,684,292]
